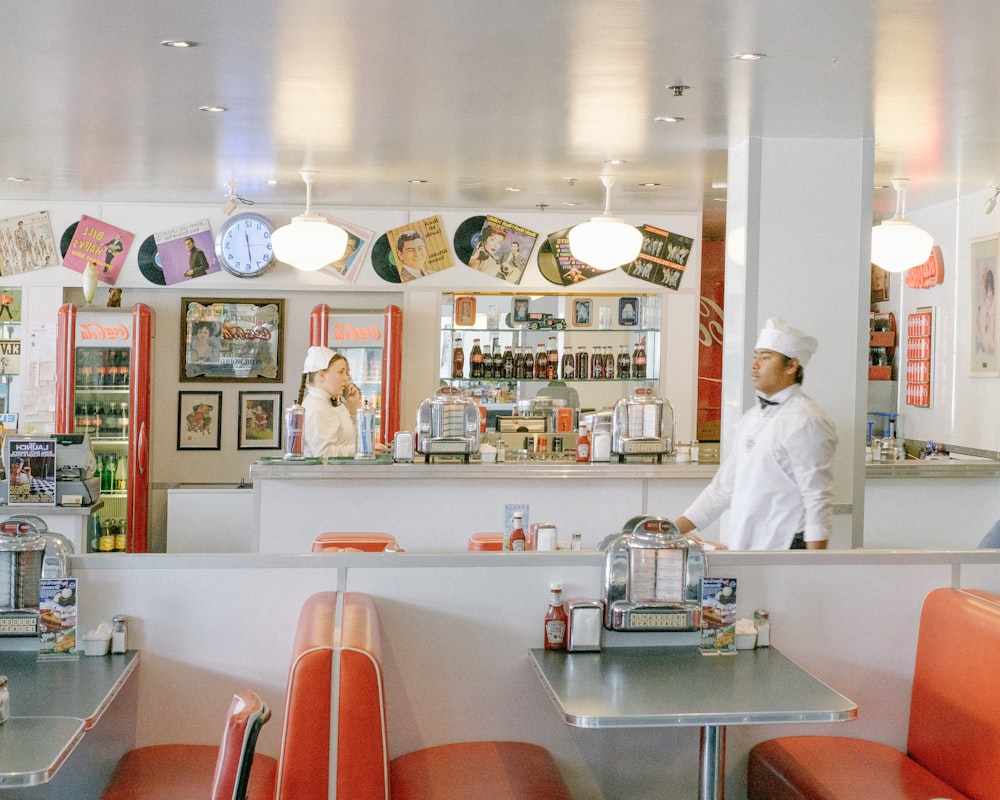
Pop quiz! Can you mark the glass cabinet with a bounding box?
[439,292,661,412]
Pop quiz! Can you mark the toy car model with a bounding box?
[526,313,567,330]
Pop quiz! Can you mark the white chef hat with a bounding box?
[302,345,339,373]
[755,318,818,365]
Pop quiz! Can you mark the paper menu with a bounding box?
[700,577,737,654]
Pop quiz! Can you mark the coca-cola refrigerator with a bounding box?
[309,304,403,444]
[55,303,154,552]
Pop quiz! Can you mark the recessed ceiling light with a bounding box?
[5,176,28,183]
[562,201,581,207]
[266,179,279,185]
[606,159,627,166]
[639,182,660,188]
[505,187,522,193]
[408,179,428,184]
[198,105,228,113]
[732,52,766,61]
[711,181,728,190]
[654,116,684,123]
[161,39,199,48]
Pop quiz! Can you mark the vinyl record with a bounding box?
[452,215,486,266]
[370,233,401,284]
[536,238,564,285]
[137,235,167,285]
[60,222,78,259]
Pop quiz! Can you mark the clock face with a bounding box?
[216,213,276,278]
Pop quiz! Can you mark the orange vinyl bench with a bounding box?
[748,587,1000,800]
[273,591,573,800]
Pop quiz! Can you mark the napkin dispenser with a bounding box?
[601,515,706,631]
[415,387,481,461]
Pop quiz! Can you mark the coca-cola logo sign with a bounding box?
[79,322,131,342]
[221,324,272,342]
[331,323,382,342]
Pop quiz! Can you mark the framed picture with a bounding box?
[970,235,1000,376]
[181,298,284,382]
[871,263,890,304]
[511,296,530,323]
[618,296,639,327]
[454,295,477,326]
[570,297,594,328]
[177,391,222,450]
[238,391,282,450]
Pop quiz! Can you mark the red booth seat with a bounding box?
[748,587,1000,800]
[274,591,572,800]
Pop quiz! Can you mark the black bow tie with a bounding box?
[330,397,340,408]
[758,396,779,409]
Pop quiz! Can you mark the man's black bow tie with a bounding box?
[758,396,779,409]
[330,397,340,407]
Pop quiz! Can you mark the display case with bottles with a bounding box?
[440,293,661,413]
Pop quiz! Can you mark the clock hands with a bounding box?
[245,231,252,261]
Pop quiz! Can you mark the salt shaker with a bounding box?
[112,615,129,654]
[754,610,770,647]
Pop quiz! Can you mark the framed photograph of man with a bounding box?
[970,234,1000,376]
[320,218,374,284]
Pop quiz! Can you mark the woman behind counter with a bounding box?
[298,346,362,458]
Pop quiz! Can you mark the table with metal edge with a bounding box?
[0,650,140,789]
[529,645,856,800]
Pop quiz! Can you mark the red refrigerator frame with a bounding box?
[309,304,403,443]
[55,303,154,552]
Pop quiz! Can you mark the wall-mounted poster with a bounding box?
[62,215,134,286]
[154,219,221,284]
[0,288,22,321]
[181,298,284,381]
[620,224,693,290]
[0,211,57,276]
[971,234,999,376]
[320,218,374,283]
[6,436,56,506]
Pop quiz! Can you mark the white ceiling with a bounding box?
[3,0,1000,238]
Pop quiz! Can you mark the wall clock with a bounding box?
[215,212,276,278]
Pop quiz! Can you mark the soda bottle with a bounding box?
[510,512,526,552]
[115,454,127,491]
[469,338,484,379]
[591,348,604,379]
[633,337,647,379]
[547,336,559,380]
[617,345,631,379]
[544,583,568,650]
[102,453,116,493]
[502,345,515,379]
[490,337,501,379]
[561,346,576,380]
[452,334,465,379]
[576,346,589,380]
[114,518,128,552]
[534,344,547,379]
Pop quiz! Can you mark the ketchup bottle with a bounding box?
[544,583,568,650]
[575,424,591,463]
[510,512,526,551]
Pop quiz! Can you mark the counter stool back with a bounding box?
[100,689,277,800]
[312,532,403,552]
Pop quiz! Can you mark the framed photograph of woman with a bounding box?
[970,235,1000,376]
[238,391,282,450]
[180,298,284,381]
[570,297,593,328]
[177,391,222,450]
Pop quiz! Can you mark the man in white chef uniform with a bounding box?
[676,318,838,550]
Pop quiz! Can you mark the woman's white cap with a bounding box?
[755,318,818,365]
[302,345,338,373]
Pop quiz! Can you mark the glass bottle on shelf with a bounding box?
[510,512,526,552]
[115,455,127,491]
[102,453,116,493]
[470,338,484,379]
[561,346,576,380]
[91,403,103,438]
[576,345,589,380]
[502,344,515,379]
[543,583,568,650]
[119,401,129,440]
[591,347,604,379]
[97,350,110,386]
[633,337,647,379]
[114,519,127,552]
[452,334,465,379]
[617,345,631,379]
[489,337,501,380]
[546,336,559,380]
[534,344,547,379]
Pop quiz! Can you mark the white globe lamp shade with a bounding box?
[568,216,643,270]
[272,214,349,272]
[870,220,934,273]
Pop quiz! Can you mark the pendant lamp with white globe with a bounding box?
[870,178,934,273]
[568,172,643,270]
[272,170,348,271]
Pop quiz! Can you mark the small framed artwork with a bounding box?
[971,234,1000,376]
[454,295,477,326]
[570,297,593,328]
[511,296,530,324]
[618,296,639,327]
[177,391,222,450]
[238,391,282,450]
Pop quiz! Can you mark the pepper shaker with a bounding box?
[112,615,129,654]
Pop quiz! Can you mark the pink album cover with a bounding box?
[62,214,135,285]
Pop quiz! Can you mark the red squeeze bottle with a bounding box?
[544,583,568,650]
[575,424,591,463]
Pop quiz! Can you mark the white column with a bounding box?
[723,136,873,547]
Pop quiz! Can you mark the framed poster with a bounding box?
[511,296,530,324]
[238,390,282,450]
[570,297,593,328]
[618,296,639,327]
[970,235,1000,376]
[454,296,477,326]
[181,298,284,381]
[177,391,222,450]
